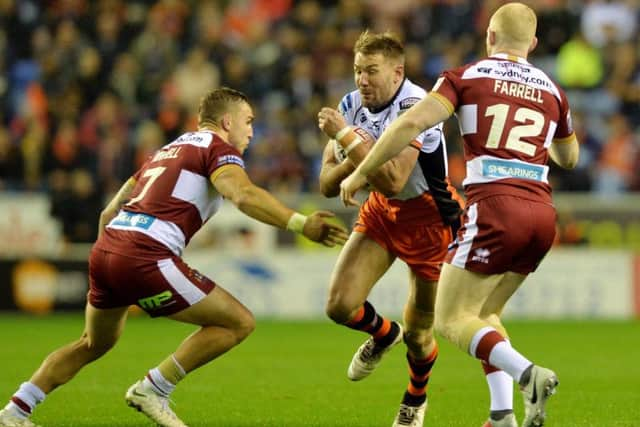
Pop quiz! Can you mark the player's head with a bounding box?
[486,2,538,57]
[353,30,405,110]
[198,87,254,153]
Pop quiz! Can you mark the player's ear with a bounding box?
[487,29,496,46]
[528,36,538,53]
[221,113,232,131]
[396,64,404,81]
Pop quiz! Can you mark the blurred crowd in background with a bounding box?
[0,0,639,243]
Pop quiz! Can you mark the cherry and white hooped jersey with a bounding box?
[339,79,447,201]
[430,54,575,203]
[97,131,244,256]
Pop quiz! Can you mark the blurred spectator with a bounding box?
[594,114,639,196]
[173,46,220,115]
[132,120,164,170]
[581,0,637,48]
[0,125,24,189]
[50,168,101,244]
[556,33,604,89]
[129,5,180,105]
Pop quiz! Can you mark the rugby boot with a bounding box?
[520,366,559,427]
[125,380,188,427]
[348,321,403,380]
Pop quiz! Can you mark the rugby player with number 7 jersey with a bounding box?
[340,3,579,427]
[0,87,348,427]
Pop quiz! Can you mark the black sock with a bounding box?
[402,390,426,406]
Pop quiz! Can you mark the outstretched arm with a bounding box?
[98,177,137,237]
[212,165,349,247]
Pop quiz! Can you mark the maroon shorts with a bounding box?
[88,247,216,317]
[445,195,556,275]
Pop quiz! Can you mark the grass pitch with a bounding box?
[0,314,638,426]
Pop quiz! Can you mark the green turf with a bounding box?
[0,314,638,426]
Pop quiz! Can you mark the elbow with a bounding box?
[378,183,402,198]
[319,176,339,198]
[318,172,340,198]
[320,184,339,198]
[559,152,580,170]
[369,175,403,197]
[382,184,402,197]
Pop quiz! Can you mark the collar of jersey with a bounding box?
[367,77,406,114]
[489,53,530,64]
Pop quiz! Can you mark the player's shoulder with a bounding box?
[166,131,216,149]
[338,89,363,115]
[396,79,426,111]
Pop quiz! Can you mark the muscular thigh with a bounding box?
[435,264,525,322]
[446,196,556,275]
[89,248,216,317]
[328,231,395,307]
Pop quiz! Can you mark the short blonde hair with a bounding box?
[489,2,537,50]
[354,30,404,62]
[198,87,249,128]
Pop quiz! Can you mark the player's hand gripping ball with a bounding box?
[332,127,375,162]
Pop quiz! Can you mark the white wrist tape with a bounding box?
[335,126,352,141]
[343,137,362,155]
[286,212,307,233]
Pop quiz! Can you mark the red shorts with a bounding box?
[88,247,216,317]
[446,195,556,275]
[354,192,453,281]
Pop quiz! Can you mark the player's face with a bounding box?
[228,102,254,154]
[354,52,402,109]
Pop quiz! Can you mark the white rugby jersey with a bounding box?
[338,79,447,200]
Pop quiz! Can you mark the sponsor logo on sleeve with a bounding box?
[217,155,245,168]
[399,97,421,110]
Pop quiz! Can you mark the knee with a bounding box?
[403,325,435,354]
[80,333,116,359]
[325,296,356,325]
[233,311,256,343]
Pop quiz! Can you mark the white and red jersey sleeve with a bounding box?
[99,131,244,256]
[430,54,575,202]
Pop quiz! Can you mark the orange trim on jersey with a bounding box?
[410,140,422,150]
[429,92,454,115]
[553,133,577,144]
[209,163,242,183]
